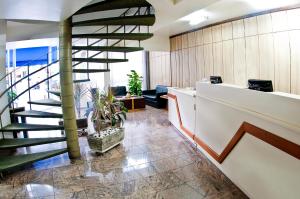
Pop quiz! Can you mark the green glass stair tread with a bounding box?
[72,46,144,52]
[73,58,128,63]
[75,0,151,15]
[12,110,63,118]
[0,148,68,172]
[28,99,61,107]
[73,79,91,83]
[47,90,61,97]
[0,137,66,150]
[0,123,64,132]
[72,15,155,26]
[73,69,110,73]
[72,33,153,40]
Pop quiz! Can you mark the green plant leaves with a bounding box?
[127,70,143,96]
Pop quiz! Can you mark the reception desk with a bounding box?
[168,83,300,199]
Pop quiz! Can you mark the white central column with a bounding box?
[0,19,10,137]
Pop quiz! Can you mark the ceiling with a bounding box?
[0,0,93,41]
[2,0,300,49]
[148,0,300,36]
[141,0,300,50]
[0,0,92,21]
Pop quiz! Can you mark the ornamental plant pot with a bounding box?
[87,127,124,153]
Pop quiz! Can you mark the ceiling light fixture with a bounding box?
[180,10,209,26]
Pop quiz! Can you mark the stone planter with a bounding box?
[87,127,124,153]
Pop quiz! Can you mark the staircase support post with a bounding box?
[59,18,81,159]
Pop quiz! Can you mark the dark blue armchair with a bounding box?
[142,85,168,108]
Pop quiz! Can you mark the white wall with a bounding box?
[0,20,10,138]
[109,51,147,90]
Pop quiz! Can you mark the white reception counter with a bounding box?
[168,83,300,199]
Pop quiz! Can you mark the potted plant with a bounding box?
[127,70,143,96]
[87,88,127,153]
[7,90,17,108]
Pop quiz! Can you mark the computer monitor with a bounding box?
[210,76,223,84]
[248,79,273,92]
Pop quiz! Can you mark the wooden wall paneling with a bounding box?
[175,50,180,87]
[233,38,247,86]
[182,34,189,49]
[203,27,213,44]
[273,32,291,93]
[232,19,245,39]
[244,16,258,37]
[178,50,183,87]
[213,42,223,77]
[195,29,204,46]
[223,40,234,83]
[164,53,170,86]
[204,44,214,78]
[166,52,171,86]
[259,34,275,83]
[176,36,182,50]
[287,8,300,30]
[171,51,177,87]
[150,56,156,89]
[212,25,222,42]
[188,47,197,87]
[245,36,260,79]
[182,48,190,87]
[196,45,205,81]
[257,14,273,34]
[161,54,166,85]
[272,11,289,32]
[222,22,233,41]
[149,56,153,88]
[289,30,300,95]
[155,55,160,87]
[170,37,176,51]
[188,32,196,48]
[169,8,300,94]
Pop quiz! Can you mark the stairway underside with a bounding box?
[72,46,144,52]
[0,149,68,172]
[72,33,153,40]
[72,15,155,26]
[73,58,129,63]
[13,110,63,118]
[0,137,66,150]
[73,69,110,73]
[0,123,64,132]
[75,0,151,15]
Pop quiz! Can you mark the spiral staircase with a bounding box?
[0,0,155,174]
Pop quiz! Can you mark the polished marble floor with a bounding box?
[0,106,248,199]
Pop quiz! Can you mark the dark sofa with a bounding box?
[111,86,127,97]
[142,85,168,108]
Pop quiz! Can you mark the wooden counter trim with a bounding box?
[167,93,300,163]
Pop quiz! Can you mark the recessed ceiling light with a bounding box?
[180,10,209,26]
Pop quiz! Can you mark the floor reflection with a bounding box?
[0,106,248,199]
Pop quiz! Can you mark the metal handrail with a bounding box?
[0,72,59,116]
